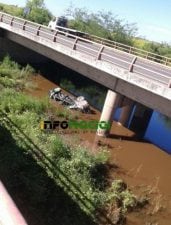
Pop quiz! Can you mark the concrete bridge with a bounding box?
[0,12,171,136]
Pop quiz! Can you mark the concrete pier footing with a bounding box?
[97,90,122,137]
[118,97,134,126]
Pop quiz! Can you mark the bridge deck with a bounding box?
[0,11,171,88]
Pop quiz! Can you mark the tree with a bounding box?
[24,0,53,25]
[26,0,45,9]
[142,42,171,62]
[66,6,137,45]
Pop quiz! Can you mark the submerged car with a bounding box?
[49,87,91,113]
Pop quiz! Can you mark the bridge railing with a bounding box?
[86,34,171,67]
[0,12,171,88]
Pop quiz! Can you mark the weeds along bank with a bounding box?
[0,56,147,224]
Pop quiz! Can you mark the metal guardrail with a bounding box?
[88,34,171,67]
[0,12,171,88]
[44,23,171,67]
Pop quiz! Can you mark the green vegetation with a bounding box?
[0,0,52,25]
[107,180,137,212]
[0,55,35,90]
[0,89,49,114]
[66,6,137,46]
[66,6,171,58]
[0,57,147,224]
[134,39,171,58]
[0,2,23,17]
[24,0,53,25]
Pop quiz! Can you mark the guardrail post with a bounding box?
[165,58,168,65]
[114,42,117,49]
[168,79,171,88]
[96,45,104,60]
[36,25,41,36]
[72,38,78,50]
[129,47,132,54]
[53,30,58,42]
[129,56,137,72]
[10,17,14,26]
[0,14,3,22]
[145,52,149,59]
[22,21,27,30]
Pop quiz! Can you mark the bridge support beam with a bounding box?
[118,97,134,126]
[97,90,122,137]
[0,181,28,225]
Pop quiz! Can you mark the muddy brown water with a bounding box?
[27,75,171,225]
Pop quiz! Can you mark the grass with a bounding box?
[0,55,35,90]
[0,88,50,114]
[0,120,96,225]
[0,56,147,224]
[55,107,73,119]
[0,106,110,223]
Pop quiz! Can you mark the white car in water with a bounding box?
[49,87,91,113]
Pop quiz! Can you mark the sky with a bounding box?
[0,0,171,44]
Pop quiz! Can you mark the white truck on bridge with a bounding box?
[48,16,87,37]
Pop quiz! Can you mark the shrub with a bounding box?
[0,56,35,91]
[0,89,50,114]
[51,136,71,161]
[106,179,139,213]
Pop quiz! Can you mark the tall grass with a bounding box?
[0,55,35,89]
[0,88,50,114]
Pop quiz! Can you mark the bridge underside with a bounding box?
[0,28,171,118]
[0,29,49,63]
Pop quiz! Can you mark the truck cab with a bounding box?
[48,16,88,38]
[48,16,68,30]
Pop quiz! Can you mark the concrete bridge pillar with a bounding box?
[129,103,153,138]
[118,97,135,126]
[97,90,122,137]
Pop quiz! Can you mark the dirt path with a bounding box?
[27,74,171,225]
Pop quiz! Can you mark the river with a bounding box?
[31,61,171,154]
[27,73,171,225]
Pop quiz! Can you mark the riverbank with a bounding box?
[28,74,171,225]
